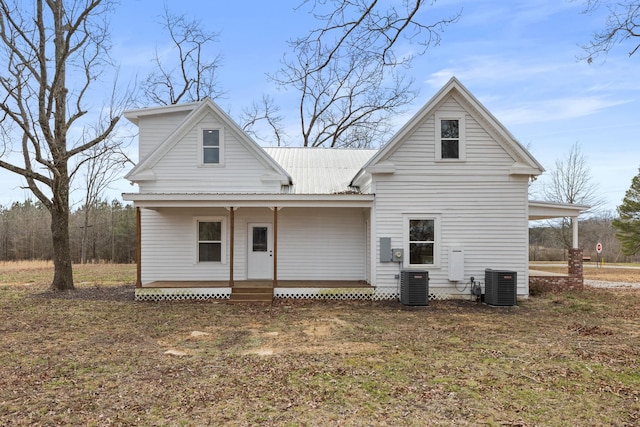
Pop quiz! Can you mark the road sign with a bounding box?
[596,242,603,254]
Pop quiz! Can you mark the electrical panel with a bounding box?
[448,248,465,281]
[380,237,392,262]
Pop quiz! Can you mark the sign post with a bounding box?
[596,242,603,268]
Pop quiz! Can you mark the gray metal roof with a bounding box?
[263,147,377,194]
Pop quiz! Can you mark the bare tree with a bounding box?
[581,0,640,61]
[543,142,605,248]
[0,0,125,290]
[258,0,460,148]
[241,95,287,147]
[77,142,131,264]
[276,46,414,147]
[141,6,224,105]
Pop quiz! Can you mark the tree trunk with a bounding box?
[50,202,74,291]
[50,171,74,291]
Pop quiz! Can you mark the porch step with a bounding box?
[229,284,273,303]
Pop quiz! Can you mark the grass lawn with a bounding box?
[0,262,639,426]
[530,261,640,283]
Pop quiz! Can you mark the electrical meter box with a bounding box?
[392,248,404,262]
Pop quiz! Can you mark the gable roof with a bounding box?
[351,77,544,185]
[124,98,292,185]
[264,147,376,194]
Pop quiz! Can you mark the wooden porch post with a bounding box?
[136,206,141,288]
[229,207,235,287]
[273,207,278,287]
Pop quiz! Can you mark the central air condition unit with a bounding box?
[400,270,429,306]
[484,269,517,306]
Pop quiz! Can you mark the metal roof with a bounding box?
[263,147,377,194]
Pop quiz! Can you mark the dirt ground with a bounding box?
[1,262,639,425]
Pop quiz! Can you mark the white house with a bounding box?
[123,77,584,302]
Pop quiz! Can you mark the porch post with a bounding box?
[136,206,141,288]
[230,207,235,287]
[273,207,278,287]
[572,216,579,249]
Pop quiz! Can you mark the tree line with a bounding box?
[2,196,636,265]
[530,213,640,263]
[0,199,136,264]
[1,0,637,291]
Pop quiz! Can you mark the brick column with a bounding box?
[567,248,584,288]
[529,248,584,294]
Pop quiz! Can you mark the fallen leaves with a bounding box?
[0,275,639,425]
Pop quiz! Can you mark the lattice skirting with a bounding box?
[135,286,464,301]
[135,287,231,302]
[273,287,455,301]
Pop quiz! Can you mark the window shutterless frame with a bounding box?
[403,214,441,268]
[198,127,224,166]
[435,113,465,161]
[194,216,226,264]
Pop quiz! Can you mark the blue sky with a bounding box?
[1,0,638,213]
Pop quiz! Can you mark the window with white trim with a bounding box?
[196,218,225,263]
[199,128,223,165]
[404,215,440,267]
[435,114,465,161]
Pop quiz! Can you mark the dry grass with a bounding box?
[0,262,639,426]
[530,262,640,283]
[0,262,136,287]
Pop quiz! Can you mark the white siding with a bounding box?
[140,207,231,284]
[372,96,530,295]
[140,207,367,283]
[138,111,191,160]
[277,208,367,280]
[138,112,281,194]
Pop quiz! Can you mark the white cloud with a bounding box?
[494,96,631,125]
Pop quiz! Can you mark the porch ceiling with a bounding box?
[528,200,589,220]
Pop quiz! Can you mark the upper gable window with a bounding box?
[435,114,465,161]
[199,128,224,166]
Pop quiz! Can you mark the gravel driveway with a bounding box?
[585,280,640,289]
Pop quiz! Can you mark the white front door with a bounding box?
[247,223,273,279]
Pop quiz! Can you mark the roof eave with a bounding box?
[122,192,375,208]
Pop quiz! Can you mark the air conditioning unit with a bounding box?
[484,269,517,306]
[400,270,429,306]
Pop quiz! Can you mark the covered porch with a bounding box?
[528,200,590,291]
[125,192,378,302]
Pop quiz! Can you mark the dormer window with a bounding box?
[199,127,224,166]
[435,114,465,161]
